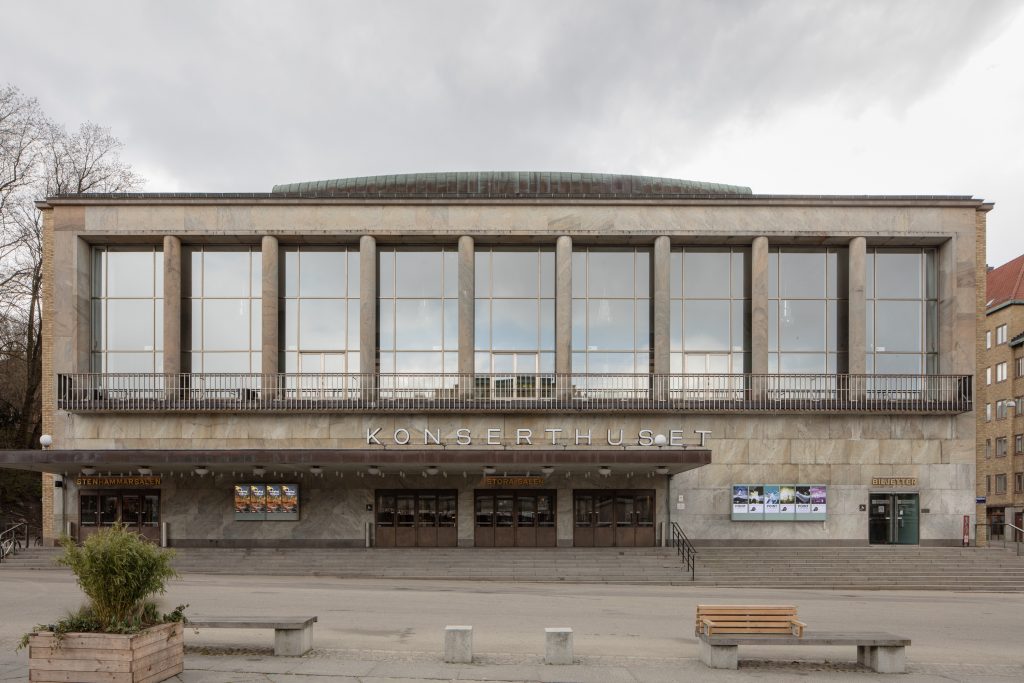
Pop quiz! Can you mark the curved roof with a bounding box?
[271,172,751,197]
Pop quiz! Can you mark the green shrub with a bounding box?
[56,523,179,631]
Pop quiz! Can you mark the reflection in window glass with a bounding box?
[670,247,749,376]
[91,247,163,373]
[866,248,936,375]
[767,248,847,374]
[571,248,651,375]
[475,249,554,383]
[379,248,457,376]
[186,247,262,373]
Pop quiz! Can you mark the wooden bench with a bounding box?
[697,631,912,673]
[695,604,806,638]
[185,616,317,656]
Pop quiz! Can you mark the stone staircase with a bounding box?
[4,544,1024,590]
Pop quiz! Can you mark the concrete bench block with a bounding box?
[274,624,313,656]
[870,645,906,673]
[699,638,738,669]
[545,627,574,665]
[444,625,473,663]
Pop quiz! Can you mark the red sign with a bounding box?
[962,515,970,547]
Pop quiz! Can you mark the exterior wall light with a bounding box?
[653,434,668,447]
[367,465,381,476]
[598,466,612,476]
[252,466,266,477]
[81,466,97,476]
[137,467,153,476]
[309,466,323,476]
[540,466,555,475]
[425,466,439,476]
[655,466,670,475]
[194,466,210,477]
[40,434,53,449]
[482,466,496,475]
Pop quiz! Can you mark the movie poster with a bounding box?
[794,485,812,515]
[275,483,300,520]
[763,485,781,517]
[265,484,282,515]
[747,486,765,514]
[805,485,827,520]
[777,485,797,520]
[234,485,250,513]
[250,484,267,514]
[235,483,267,520]
[732,485,748,516]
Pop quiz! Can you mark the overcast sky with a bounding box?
[3,1,1022,265]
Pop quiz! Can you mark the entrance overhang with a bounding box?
[0,448,711,477]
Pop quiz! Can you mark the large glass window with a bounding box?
[282,247,360,375]
[571,248,651,375]
[670,247,749,375]
[866,248,936,374]
[91,247,163,373]
[378,247,458,374]
[475,247,555,370]
[186,247,262,372]
[768,248,848,373]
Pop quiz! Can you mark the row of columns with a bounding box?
[160,234,869,378]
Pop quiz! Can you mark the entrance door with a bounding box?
[573,490,656,547]
[868,493,919,545]
[79,490,161,543]
[375,490,457,547]
[474,491,556,547]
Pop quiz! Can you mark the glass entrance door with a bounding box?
[78,490,160,543]
[868,493,919,545]
[474,490,556,547]
[573,490,656,547]
[375,490,457,547]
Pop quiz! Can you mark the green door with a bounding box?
[895,494,919,545]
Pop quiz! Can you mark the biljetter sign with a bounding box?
[871,477,918,487]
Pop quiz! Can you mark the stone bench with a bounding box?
[185,616,317,656]
[698,631,911,673]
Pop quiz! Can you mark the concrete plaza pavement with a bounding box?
[1,569,1022,682]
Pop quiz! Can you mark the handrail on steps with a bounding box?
[978,521,1024,557]
[670,522,697,580]
[0,522,28,562]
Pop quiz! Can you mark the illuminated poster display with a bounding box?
[731,484,826,521]
[234,483,298,521]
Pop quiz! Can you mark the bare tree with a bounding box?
[0,85,143,451]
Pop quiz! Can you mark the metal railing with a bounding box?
[55,372,973,414]
[670,521,697,580]
[980,521,1024,556]
[0,522,33,562]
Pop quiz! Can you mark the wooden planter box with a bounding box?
[28,621,183,683]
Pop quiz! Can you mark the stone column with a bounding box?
[653,236,671,400]
[458,236,475,397]
[261,236,279,399]
[750,236,769,399]
[555,235,573,400]
[162,236,181,400]
[847,237,867,401]
[360,235,377,400]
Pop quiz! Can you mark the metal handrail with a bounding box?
[54,372,974,414]
[0,522,28,562]
[670,521,697,580]
[978,521,1024,556]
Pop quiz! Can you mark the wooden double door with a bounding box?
[474,490,556,547]
[573,490,655,547]
[375,490,457,547]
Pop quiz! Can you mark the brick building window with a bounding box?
[997,362,1008,382]
[986,367,992,385]
[986,330,992,349]
[997,400,1010,420]
[995,474,1007,494]
[996,324,1007,344]
[996,437,1008,457]
[1017,357,1024,378]
[985,439,992,458]
[1016,473,1024,494]
[1016,434,1024,455]
[986,404,992,422]
[986,475,991,494]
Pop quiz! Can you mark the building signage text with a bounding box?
[482,476,548,488]
[365,427,711,447]
[871,477,918,487]
[75,476,163,488]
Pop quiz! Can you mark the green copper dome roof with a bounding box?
[271,172,750,197]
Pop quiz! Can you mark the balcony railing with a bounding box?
[55,373,973,414]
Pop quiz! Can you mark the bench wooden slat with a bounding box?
[695,604,804,637]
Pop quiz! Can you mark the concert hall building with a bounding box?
[10,172,986,548]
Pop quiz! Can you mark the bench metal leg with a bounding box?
[274,625,313,656]
[869,645,906,674]
[699,639,738,669]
